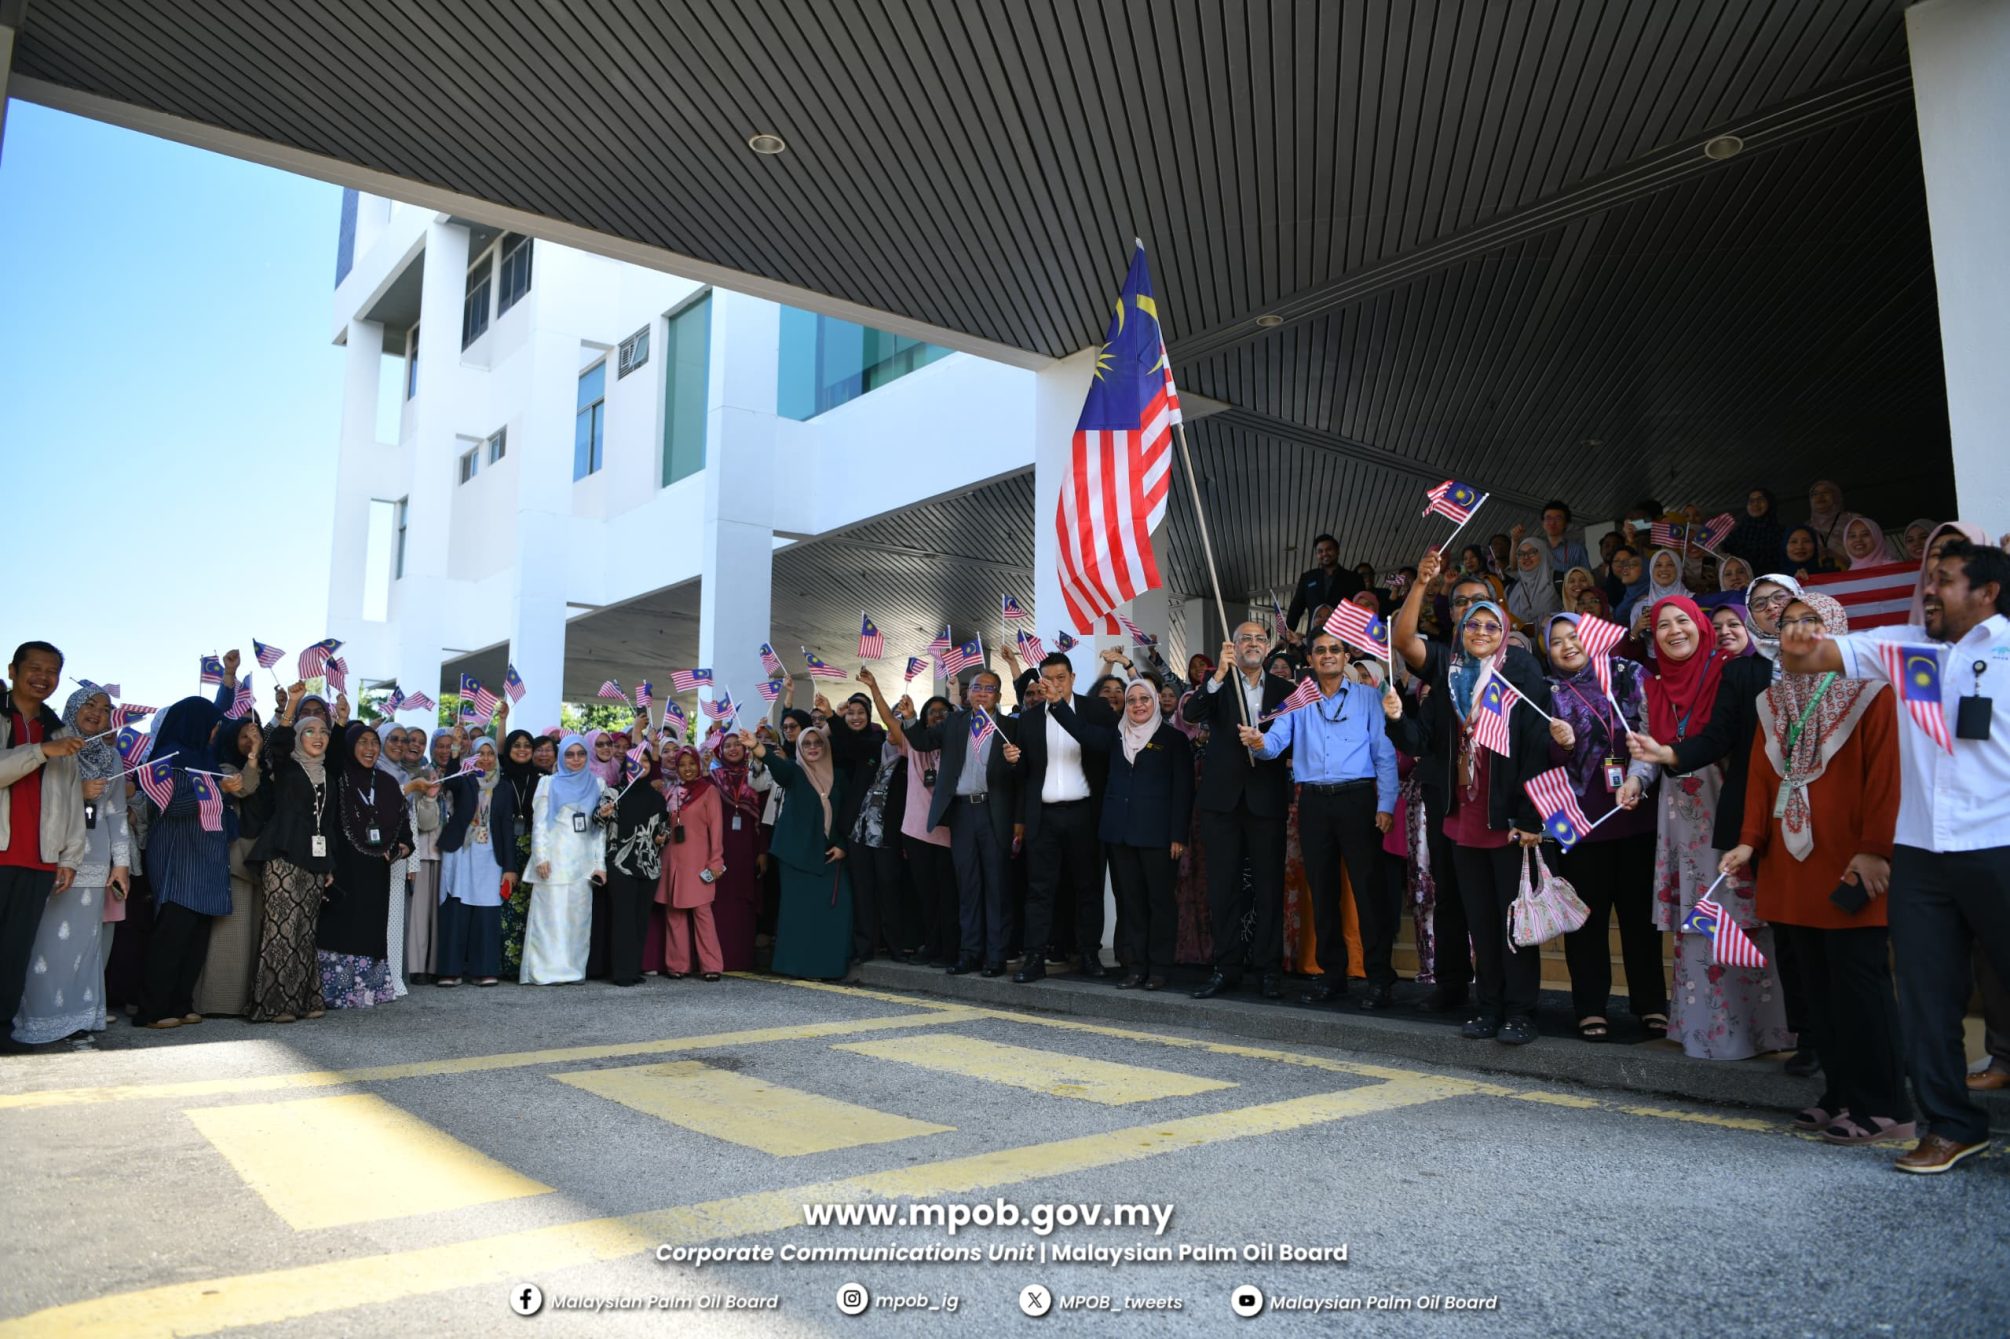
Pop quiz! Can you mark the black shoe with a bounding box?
[1419,987,1470,1014]
[1359,983,1395,1010]
[1497,1016,1537,1046]
[946,959,978,976]
[1117,973,1146,990]
[1191,972,1239,1000]
[1011,957,1047,984]
[1077,954,1107,979]
[981,962,1005,978]
[1784,1048,1822,1078]
[1261,971,1284,1000]
[1300,980,1347,1005]
[1460,1015,1501,1040]
[1144,975,1166,991]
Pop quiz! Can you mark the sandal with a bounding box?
[701,973,721,982]
[1822,1115,1916,1146]
[1642,1013,1669,1039]
[305,1009,326,1019]
[273,1013,298,1025]
[476,978,499,987]
[1578,1017,1610,1043]
[1793,1105,1846,1132]
[436,978,461,988]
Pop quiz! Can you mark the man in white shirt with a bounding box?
[1011,654,1117,982]
[1783,538,2010,1175]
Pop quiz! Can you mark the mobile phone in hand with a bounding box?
[1828,879,1870,914]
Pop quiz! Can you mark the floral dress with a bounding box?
[1651,760,1791,1060]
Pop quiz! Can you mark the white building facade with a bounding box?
[324,193,1156,728]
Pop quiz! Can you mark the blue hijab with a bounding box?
[1448,600,1507,719]
[542,731,602,816]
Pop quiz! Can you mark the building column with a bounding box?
[697,290,780,713]
[1909,0,2010,521]
[391,220,470,725]
[325,320,385,634]
[503,317,576,733]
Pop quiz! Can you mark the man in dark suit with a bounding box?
[1012,653,1119,982]
[881,665,1022,977]
[1180,620,1296,998]
[1285,533,1366,638]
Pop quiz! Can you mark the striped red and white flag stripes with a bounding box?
[1878,641,1955,754]
[1260,676,1321,722]
[1697,894,1769,968]
[1057,414,1175,632]
[1572,614,1629,698]
[1802,561,1917,630]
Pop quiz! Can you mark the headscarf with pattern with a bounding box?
[1758,592,1878,861]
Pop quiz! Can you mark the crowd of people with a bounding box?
[2,481,2005,1176]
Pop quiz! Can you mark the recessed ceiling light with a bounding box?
[1254,313,1284,328]
[1581,438,1603,448]
[747,132,788,155]
[1702,134,1744,161]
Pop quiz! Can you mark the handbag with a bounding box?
[1509,845,1590,948]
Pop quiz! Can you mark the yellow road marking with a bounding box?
[0,1075,1470,1338]
[0,1008,980,1111]
[186,1093,551,1230]
[836,1033,1235,1105]
[553,1060,953,1155]
[1615,1103,1780,1133]
[1511,1090,1604,1109]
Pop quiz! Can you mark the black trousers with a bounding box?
[435,897,502,979]
[1450,843,1541,1020]
[1107,843,1175,974]
[1558,830,1666,1020]
[604,870,654,985]
[1199,802,1285,976]
[1786,922,1911,1123]
[949,799,1012,968]
[586,881,612,978]
[1297,783,1389,985]
[1024,800,1102,962]
[0,866,55,1027]
[1775,913,1816,1053]
[849,841,911,958]
[905,835,958,963]
[1889,844,2010,1143]
[1426,809,1473,992]
[138,901,213,1024]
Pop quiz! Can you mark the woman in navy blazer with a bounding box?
[1100,679,1194,989]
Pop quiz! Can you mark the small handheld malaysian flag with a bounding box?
[671,668,714,693]
[1682,877,1768,967]
[902,657,929,684]
[109,703,156,728]
[138,759,176,811]
[384,687,407,713]
[1113,612,1156,647]
[253,640,285,669]
[224,680,256,720]
[189,772,224,833]
[1650,521,1691,551]
[925,625,953,661]
[757,679,784,702]
[460,674,499,722]
[969,706,999,746]
[1525,766,1595,849]
[1015,629,1047,662]
[298,638,341,679]
[858,612,885,660]
[1324,602,1391,662]
[801,650,848,682]
[634,679,653,710]
[700,689,737,722]
[324,656,349,694]
[199,655,226,687]
[1260,676,1322,722]
[1423,479,1485,525]
[1881,642,1955,754]
[1472,679,1518,756]
[402,690,436,713]
[115,726,152,769]
[1697,513,1736,555]
[662,699,689,738]
[1054,629,1079,653]
[758,643,784,676]
[1571,613,1629,701]
[1270,593,1289,639]
[504,665,527,703]
[597,679,628,704]
[1001,595,1029,622]
[941,636,985,677]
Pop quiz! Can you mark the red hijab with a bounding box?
[1645,595,1725,742]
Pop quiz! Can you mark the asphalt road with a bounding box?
[1,973,2004,1337]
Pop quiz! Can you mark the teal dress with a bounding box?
[763,751,852,980]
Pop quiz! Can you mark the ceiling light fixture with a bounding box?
[747,132,788,155]
[1254,313,1284,328]
[1702,134,1744,162]
[1581,438,1603,449]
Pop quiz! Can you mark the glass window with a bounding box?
[662,295,710,486]
[393,497,408,579]
[618,325,650,378]
[458,447,478,484]
[776,305,950,420]
[574,361,607,480]
[486,427,507,463]
[497,234,533,315]
[405,324,420,400]
[462,253,492,348]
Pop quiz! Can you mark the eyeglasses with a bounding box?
[1449,594,1480,607]
[1750,593,1790,612]
[1233,633,1270,645]
[1778,616,1826,632]
[1310,645,1344,656]
[1464,621,1503,635]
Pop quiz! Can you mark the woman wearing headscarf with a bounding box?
[1388,551,1554,1045]
[1639,550,1691,623]
[1781,525,1838,580]
[1841,517,1898,570]
[190,712,265,1017]
[708,731,766,971]
[1540,616,1666,1043]
[1634,595,1790,1060]
[1900,519,1937,563]
[596,741,666,985]
[823,692,900,962]
[1100,678,1193,990]
[1743,573,1806,673]
[1710,604,1758,659]
[743,724,851,980]
[584,730,623,787]
[1721,592,1910,1144]
[656,746,726,979]
[367,722,414,1000]
[11,688,129,1045]
[521,734,606,984]
[315,722,412,1009]
[402,728,452,981]
[1608,546,1650,625]
[1506,537,1559,634]
[134,697,234,1029]
[496,726,540,978]
[1716,555,1756,604]
[1724,488,1786,571]
[436,735,513,985]
[243,685,340,1021]
[1804,479,1857,566]
[1558,566,1598,615]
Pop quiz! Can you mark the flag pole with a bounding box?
[1433,495,1487,554]
[1169,418,1256,753]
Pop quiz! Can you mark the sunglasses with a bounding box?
[1465,620,1503,635]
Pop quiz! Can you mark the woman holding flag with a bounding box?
[738,724,851,981]
[133,696,234,1029]
[316,723,412,1009]
[521,735,607,985]
[244,685,340,1021]
[189,712,265,1017]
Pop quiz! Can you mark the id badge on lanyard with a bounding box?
[732,813,743,831]
[572,812,588,834]
[311,834,328,859]
[1602,759,1624,793]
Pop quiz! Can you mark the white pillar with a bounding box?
[326,320,385,634]
[698,291,780,713]
[502,318,575,732]
[1909,0,2010,520]
[392,220,470,724]
[1031,349,1102,682]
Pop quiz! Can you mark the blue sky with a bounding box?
[1,103,344,713]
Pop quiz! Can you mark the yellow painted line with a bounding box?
[836,1033,1234,1105]
[186,1093,551,1230]
[553,1060,953,1155]
[1511,1090,1605,1110]
[1615,1103,1780,1133]
[2,1076,1471,1337]
[0,1008,981,1112]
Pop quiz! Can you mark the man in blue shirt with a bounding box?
[1238,630,1398,1008]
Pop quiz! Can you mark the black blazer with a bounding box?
[1285,565,1366,633]
[904,709,1021,840]
[437,770,525,873]
[1385,641,1552,832]
[1668,655,1772,851]
[1180,673,1295,818]
[242,724,340,874]
[1100,723,1194,848]
[1016,694,1118,840]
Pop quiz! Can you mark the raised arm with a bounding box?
[1392,549,1438,671]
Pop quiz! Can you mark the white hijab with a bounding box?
[1117,679,1162,764]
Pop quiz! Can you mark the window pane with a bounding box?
[775,304,949,420]
[577,361,606,410]
[662,295,711,485]
[498,235,533,314]
[573,408,594,480]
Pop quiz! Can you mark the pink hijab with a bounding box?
[1909,521,1992,624]
[1843,517,1895,570]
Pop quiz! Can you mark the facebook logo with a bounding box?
[509,1283,544,1316]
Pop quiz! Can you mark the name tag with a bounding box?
[1602,760,1624,793]
[571,813,588,834]
[367,827,382,845]
[732,814,743,831]
[311,835,328,859]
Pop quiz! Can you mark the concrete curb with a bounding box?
[853,961,2010,1132]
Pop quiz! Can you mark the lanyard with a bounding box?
[1784,673,1837,756]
